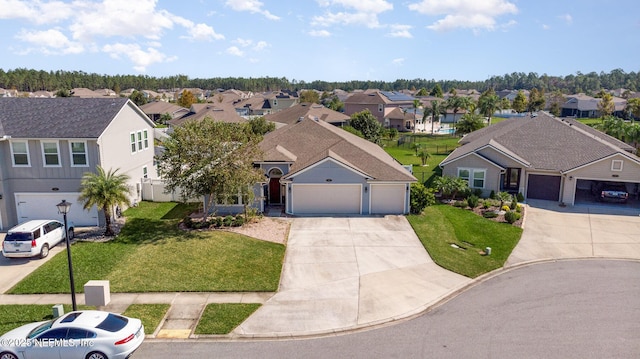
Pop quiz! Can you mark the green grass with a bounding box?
[407,204,522,278]
[382,134,460,185]
[122,304,170,335]
[8,202,285,294]
[577,118,602,127]
[0,305,94,334]
[194,303,261,335]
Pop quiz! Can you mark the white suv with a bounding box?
[2,220,74,259]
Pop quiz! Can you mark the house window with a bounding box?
[137,131,143,151]
[142,166,148,179]
[70,141,88,167]
[41,141,61,167]
[458,168,486,189]
[611,160,623,172]
[11,141,30,166]
[273,99,278,106]
[130,133,136,153]
[143,130,149,149]
[378,104,383,112]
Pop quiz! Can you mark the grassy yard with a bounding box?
[382,134,460,185]
[194,303,261,335]
[0,305,93,334]
[407,204,522,278]
[122,304,170,335]
[9,202,285,294]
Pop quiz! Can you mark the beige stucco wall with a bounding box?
[441,153,503,197]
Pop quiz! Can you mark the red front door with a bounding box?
[269,178,281,204]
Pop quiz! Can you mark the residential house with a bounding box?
[167,103,247,127]
[139,101,190,123]
[255,116,416,215]
[344,91,416,128]
[561,93,626,118]
[440,112,640,206]
[0,98,157,229]
[264,102,350,127]
[234,91,299,116]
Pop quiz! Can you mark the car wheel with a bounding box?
[40,244,49,258]
[86,351,107,359]
[67,228,75,240]
[0,352,19,359]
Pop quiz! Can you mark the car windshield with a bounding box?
[5,232,33,241]
[27,320,54,339]
[96,313,128,332]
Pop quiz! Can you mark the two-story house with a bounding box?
[344,91,416,129]
[0,98,157,229]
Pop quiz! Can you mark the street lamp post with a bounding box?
[56,199,76,311]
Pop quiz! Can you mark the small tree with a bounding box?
[512,90,527,113]
[129,90,148,106]
[177,90,197,108]
[79,166,131,236]
[418,150,431,166]
[410,183,436,214]
[387,128,398,141]
[249,116,276,135]
[432,176,469,200]
[349,109,382,143]
[456,113,485,134]
[299,90,320,104]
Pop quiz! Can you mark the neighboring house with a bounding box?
[264,102,350,127]
[255,116,416,215]
[233,91,299,116]
[344,91,415,125]
[139,101,189,123]
[440,112,640,206]
[0,98,157,229]
[167,103,247,127]
[384,107,416,131]
[560,94,627,118]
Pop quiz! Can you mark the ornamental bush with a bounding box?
[504,210,520,224]
[467,195,479,208]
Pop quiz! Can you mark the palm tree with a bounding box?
[412,99,421,133]
[445,95,473,126]
[79,166,131,236]
[478,89,501,125]
[428,100,444,134]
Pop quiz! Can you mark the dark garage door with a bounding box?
[527,174,561,201]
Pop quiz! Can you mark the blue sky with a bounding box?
[0,0,638,83]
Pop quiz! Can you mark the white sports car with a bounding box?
[0,310,144,359]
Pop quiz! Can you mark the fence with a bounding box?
[140,178,200,202]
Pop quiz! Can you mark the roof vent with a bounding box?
[298,117,305,122]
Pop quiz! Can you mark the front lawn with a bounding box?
[0,305,93,334]
[408,204,522,278]
[194,303,261,335]
[122,304,170,335]
[8,202,285,294]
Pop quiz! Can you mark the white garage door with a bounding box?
[15,193,99,227]
[291,184,361,214]
[371,184,406,214]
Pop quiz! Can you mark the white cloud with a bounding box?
[102,43,174,72]
[253,41,268,51]
[312,0,393,28]
[542,24,550,30]
[15,28,84,54]
[559,14,573,24]
[183,23,225,41]
[408,0,518,32]
[308,29,331,37]
[226,46,244,57]
[392,58,405,66]
[388,24,413,38]
[233,38,269,51]
[234,38,254,47]
[0,0,75,25]
[225,0,280,20]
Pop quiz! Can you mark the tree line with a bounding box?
[1,68,639,95]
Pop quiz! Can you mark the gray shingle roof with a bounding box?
[263,102,349,126]
[442,112,640,172]
[260,117,416,182]
[0,97,131,138]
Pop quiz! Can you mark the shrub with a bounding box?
[472,188,483,197]
[410,183,436,214]
[454,200,468,208]
[467,195,479,208]
[223,215,234,227]
[501,205,511,212]
[482,200,490,209]
[182,216,193,228]
[483,211,498,218]
[516,204,522,213]
[516,192,525,202]
[214,217,223,227]
[233,215,245,227]
[504,210,519,224]
[510,194,518,210]
[489,190,496,199]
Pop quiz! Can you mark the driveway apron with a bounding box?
[234,216,469,337]
[506,200,640,267]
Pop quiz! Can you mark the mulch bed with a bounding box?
[442,200,525,227]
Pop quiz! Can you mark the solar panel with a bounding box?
[381,91,415,101]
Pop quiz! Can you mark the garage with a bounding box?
[574,179,640,207]
[370,184,406,214]
[15,193,99,227]
[291,184,361,214]
[527,174,561,201]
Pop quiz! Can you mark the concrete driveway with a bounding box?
[506,199,640,267]
[235,216,469,337]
